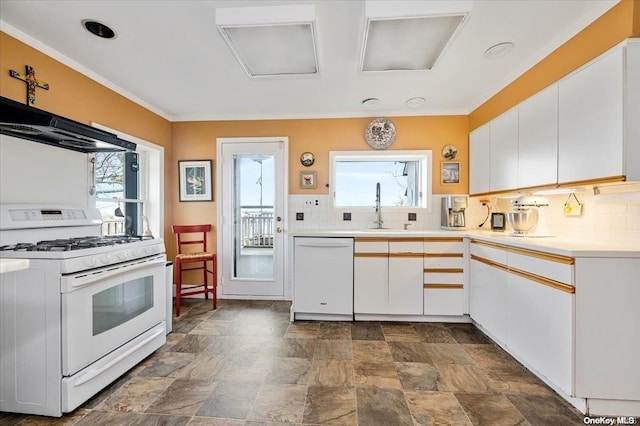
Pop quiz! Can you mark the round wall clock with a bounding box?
[300,152,315,167]
[365,117,396,150]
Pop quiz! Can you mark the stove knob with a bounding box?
[101,254,111,264]
[145,246,154,254]
[85,256,97,268]
[118,251,128,260]
[134,249,144,257]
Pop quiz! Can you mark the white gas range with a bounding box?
[0,204,167,417]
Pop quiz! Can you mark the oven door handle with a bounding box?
[64,255,166,290]
[72,327,165,386]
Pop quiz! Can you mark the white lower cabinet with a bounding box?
[354,239,423,316]
[470,240,574,395]
[353,253,388,314]
[469,257,508,345]
[423,237,467,316]
[506,272,573,395]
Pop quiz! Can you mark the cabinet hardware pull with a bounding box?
[471,254,575,294]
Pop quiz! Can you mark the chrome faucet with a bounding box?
[373,182,383,229]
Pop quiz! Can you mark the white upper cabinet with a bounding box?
[518,84,559,188]
[469,124,491,195]
[558,48,624,184]
[490,108,519,192]
[469,39,640,194]
[558,41,640,184]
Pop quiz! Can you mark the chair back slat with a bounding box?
[172,224,213,254]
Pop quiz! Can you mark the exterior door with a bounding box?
[217,137,287,297]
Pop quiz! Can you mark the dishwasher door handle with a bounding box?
[296,241,353,248]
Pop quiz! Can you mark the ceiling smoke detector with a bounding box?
[406,97,425,108]
[484,42,515,59]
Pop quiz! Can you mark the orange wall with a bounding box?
[470,0,639,130]
[0,32,174,242]
[171,116,469,244]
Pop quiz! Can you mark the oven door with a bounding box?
[61,254,166,376]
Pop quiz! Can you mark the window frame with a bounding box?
[91,123,165,239]
[329,150,432,211]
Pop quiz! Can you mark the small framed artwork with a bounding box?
[300,171,317,189]
[441,162,460,184]
[179,160,213,202]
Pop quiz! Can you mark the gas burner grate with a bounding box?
[0,235,153,252]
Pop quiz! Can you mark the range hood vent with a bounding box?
[0,96,136,153]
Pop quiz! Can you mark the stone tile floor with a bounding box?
[1,299,585,425]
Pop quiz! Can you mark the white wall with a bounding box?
[0,134,90,207]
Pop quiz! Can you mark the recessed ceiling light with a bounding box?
[82,19,116,39]
[406,97,425,108]
[361,98,380,107]
[484,42,515,59]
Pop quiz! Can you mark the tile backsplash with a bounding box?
[289,188,640,244]
[289,194,468,232]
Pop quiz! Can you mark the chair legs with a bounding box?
[173,258,217,317]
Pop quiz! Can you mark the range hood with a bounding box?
[0,96,136,153]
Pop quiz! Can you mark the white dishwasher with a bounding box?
[293,237,354,321]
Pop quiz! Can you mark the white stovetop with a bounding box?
[289,229,640,258]
[0,259,30,274]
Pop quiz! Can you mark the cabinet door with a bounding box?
[388,255,423,315]
[469,124,491,195]
[558,48,623,183]
[507,274,573,395]
[354,256,388,314]
[469,258,507,344]
[490,108,519,192]
[388,240,423,315]
[518,84,558,188]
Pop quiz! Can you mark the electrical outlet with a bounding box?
[296,212,304,220]
[343,212,351,221]
[479,198,490,205]
[314,199,319,206]
[408,212,417,221]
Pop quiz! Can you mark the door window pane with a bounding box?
[233,154,275,280]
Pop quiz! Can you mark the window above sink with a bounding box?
[329,150,432,210]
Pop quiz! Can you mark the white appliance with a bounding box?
[511,195,553,237]
[0,204,167,417]
[293,237,354,321]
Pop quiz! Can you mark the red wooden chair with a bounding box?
[171,224,217,316]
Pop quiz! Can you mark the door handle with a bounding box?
[276,227,283,233]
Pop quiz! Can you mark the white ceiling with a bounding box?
[0,0,620,122]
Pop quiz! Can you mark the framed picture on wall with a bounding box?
[179,160,213,202]
[300,171,317,189]
[441,162,460,184]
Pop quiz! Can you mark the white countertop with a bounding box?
[0,259,30,274]
[289,229,640,258]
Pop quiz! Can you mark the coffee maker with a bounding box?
[441,196,467,230]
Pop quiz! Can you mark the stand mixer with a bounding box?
[507,195,553,237]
